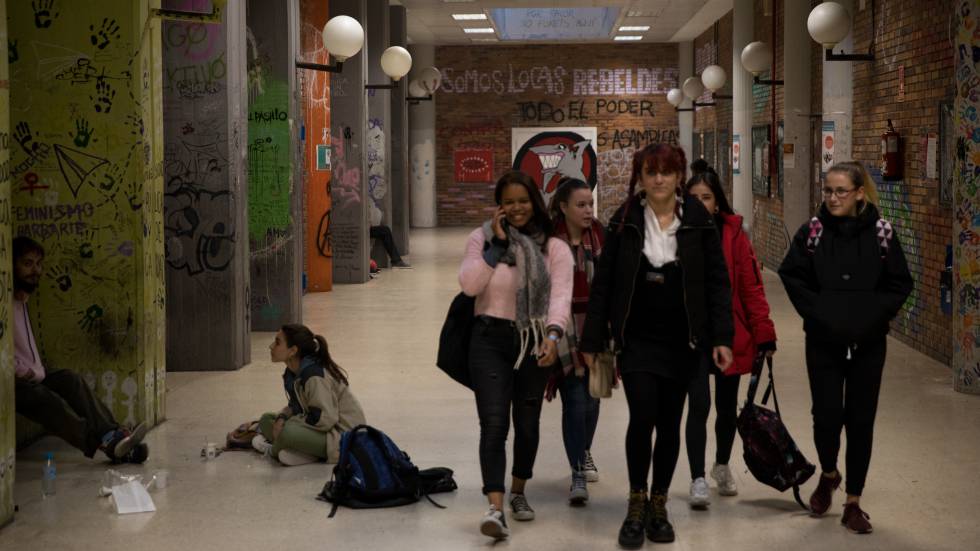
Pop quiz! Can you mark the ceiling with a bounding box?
[397,0,733,45]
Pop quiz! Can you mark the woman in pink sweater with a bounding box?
[459,170,573,540]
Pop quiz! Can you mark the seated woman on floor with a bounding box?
[253,324,366,466]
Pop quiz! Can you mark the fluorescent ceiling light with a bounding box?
[471,38,499,42]
[614,35,643,41]
[619,26,650,32]
[452,14,487,20]
[463,27,495,34]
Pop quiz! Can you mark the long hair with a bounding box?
[826,161,879,213]
[494,170,554,247]
[548,177,591,222]
[618,143,687,231]
[280,324,349,386]
[685,166,734,216]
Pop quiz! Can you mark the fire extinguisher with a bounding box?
[881,119,902,180]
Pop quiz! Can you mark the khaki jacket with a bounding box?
[292,359,366,462]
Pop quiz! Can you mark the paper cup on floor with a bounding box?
[154,470,169,489]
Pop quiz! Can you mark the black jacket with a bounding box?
[778,203,913,345]
[580,194,734,354]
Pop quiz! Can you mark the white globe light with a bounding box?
[741,41,773,75]
[419,66,442,93]
[322,15,364,62]
[408,79,427,98]
[666,88,684,107]
[380,46,413,80]
[701,65,726,92]
[808,2,851,49]
[682,76,705,100]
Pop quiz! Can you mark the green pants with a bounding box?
[258,412,328,459]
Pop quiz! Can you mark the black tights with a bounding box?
[685,355,741,479]
[622,371,688,493]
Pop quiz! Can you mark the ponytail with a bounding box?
[281,324,350,386]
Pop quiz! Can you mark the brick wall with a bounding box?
[692,12,734,200]
[434,44,679,226]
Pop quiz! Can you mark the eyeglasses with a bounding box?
[821,187,857,198]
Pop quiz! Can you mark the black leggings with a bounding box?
[622,371,688,494]
[686,355,741,479]
[806,337,886,497]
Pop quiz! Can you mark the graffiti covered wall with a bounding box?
[0,0,13,527]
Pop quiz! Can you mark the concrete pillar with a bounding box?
[677,41,694,165]
[367,1,392,267]
[0,0,12,528]
[246,0,303,329]
[389,5,410,255]
[953,3,980,395]
[163,2,250,369]
[329,0,370,283]
[408,44,436,228]
[822,0,854,164]
[781,0,812,235]
[731,0,754,222]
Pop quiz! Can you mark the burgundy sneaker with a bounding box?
[841,503,872,534]
[809,471,842,516]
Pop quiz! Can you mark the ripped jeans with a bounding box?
[469,316,550,494]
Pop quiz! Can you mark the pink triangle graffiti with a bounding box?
[54,144,109,198]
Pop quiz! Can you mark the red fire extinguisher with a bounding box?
[881,119,902,180]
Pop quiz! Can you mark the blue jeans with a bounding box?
[558,371,600,472]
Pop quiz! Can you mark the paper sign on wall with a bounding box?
[316,144,330,171]
[783,143,795,169]
[821,121,836,174]
[732,134,741,175]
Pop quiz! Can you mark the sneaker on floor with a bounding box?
[809,471,842,516]
[277,449,319,466]
[618,490,648,549]
[569,471,589,505]
[106,422,148,461]
[480,505,510,540]
[710,463,738,496]
[509,493,535,521]
[252,434,273,455]
[646,492,675,543]
[841,503,873,534]
[119,443,149,464]
[690,476,710,509]
[392,259,412,269]
[582,450,599,482]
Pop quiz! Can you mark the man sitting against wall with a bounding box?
[12,236,149,463]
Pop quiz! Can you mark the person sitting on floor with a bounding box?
[253,324,366,466]
[370,224,411,268]
[12,236,148,464]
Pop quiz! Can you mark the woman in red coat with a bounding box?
[683,162,777,507]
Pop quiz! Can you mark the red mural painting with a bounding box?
[453,149,493,183]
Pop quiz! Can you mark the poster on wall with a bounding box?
[511,127,598,207]
[821,120,836,174]
[732,134,741,174]
[454,149,494,183]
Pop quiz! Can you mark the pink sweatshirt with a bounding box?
[14,299,45,382]
[459,228,573,331]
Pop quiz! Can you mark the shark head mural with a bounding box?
[513,131,597,205]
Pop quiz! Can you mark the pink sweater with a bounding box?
[459,228,573,331]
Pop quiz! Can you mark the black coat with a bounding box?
[778,203,913,345]
[580,194,734,354]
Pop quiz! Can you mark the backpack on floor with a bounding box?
[317,425,454,517]
[736,357,815,510]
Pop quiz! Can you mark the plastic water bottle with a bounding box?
[41,452,56,497]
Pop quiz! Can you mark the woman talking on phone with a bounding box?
[458,170,573,540]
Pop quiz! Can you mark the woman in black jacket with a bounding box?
[580,143,733,548]
[779,161,913,535]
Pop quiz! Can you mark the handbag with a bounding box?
[588,351,616,399]
[435,292,474,389]
[225,420,260,450]
[736,357,815,510]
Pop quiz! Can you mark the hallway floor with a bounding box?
[5,228,979,550]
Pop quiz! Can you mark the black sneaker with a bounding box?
[480,505,510,540]
[618,490,647,549]
[646,492,675,543]
[105,423,148,462]
[118,443,149,464]
[509,493,535,521]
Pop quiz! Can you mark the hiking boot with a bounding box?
[105,423,148,461]
[690,477,710,509]
[711,463,738,496]
[841,503,873,534]
[118,443,148,464]
[809,471,842,516]
[509,493,535,521]
[617,490,647,549]
[646,492,675,543]
[582,450,599,482]
[480,505,510,540]
[277,449,319,466]
[569,471,589,505]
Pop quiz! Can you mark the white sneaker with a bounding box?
[711,463,738,496]
[277,448,319,466]
[690,477,710,508]
[480,505,510,540]
[252,434,273,455]
[582,450,599,482]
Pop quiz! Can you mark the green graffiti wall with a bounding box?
[247,78,291,241]
[0,0,14,528]
[8,0,165,446]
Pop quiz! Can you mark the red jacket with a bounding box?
[719,213,777,375]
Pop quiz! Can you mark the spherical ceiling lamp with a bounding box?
[701,65,727,92]
[682,76,705,100]
[740,41,773,76]
[408,79,427,98]
[380,46,413,80]
[666,88,684,107]
[419,66,442,94]
[807,2,851,49]
[322,15,364,61]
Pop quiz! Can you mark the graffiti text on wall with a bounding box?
[441,65,678,96]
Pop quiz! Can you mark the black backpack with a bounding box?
[736,357,816,510]
[436,293,474,389]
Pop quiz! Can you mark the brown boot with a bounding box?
[841,503,873,534]
[809,471,842,515]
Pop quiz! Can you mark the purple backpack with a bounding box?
[736,357,815,510]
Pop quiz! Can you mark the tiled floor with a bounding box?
[5,228,979,550]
